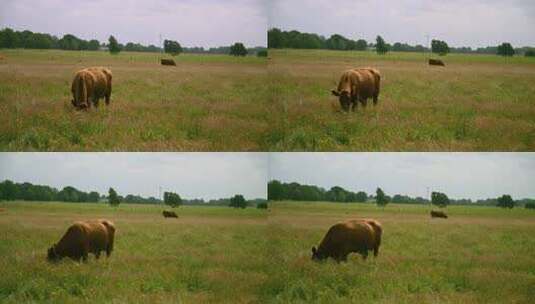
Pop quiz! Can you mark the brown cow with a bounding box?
[359,219,382,257]
[430,210,448,218]
[47,220,116,262]
[71,67,112,109]
[331,68,381,112]
[162,210,178,218]
[161,59,176,66]
[429,59,445,67]
[312,219,381,262]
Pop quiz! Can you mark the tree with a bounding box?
[376,36,389,54]
[164,191,182,208]
[108,187,121,206]
[355,39,367,51]
[164,39,182,56]
[431,192,450,208]
[88,191,100,202]
[268,180,284,201]
[355,191,368,202]
[376,188,389,207]
[497,194,515,209]
[230,42,247,56]
[497,43,514,57]
[229,194,247,208]
[108,35,121,54]
[431,39,450,56]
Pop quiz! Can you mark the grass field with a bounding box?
[265,201,535,303]
[1,201,534,303]
[0,50,273,151]
[269,49,535,151]
[0,202,268,303]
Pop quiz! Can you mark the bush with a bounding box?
[257,50,268,57]
[229,194,247,208]
[230,43,247,56]
[524,202,535,209]
[525,50,535,57]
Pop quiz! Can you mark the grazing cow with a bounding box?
[430,210,448,218]
[71,67,112,109]
[331,68,381,112]
[312,219,381,262]
[428,59,445,67]
[161,59,176,66]
[162,210,178,218]
[47,220,116,262]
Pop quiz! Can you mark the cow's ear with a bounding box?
[331,90,340,97]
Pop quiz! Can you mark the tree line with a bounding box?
[0,179,267,208]
[267,28,535,57]
[267,180,535,209]
[0,27,267,56]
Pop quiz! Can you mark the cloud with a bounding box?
[0,153,268,199]
[0,0,267,47]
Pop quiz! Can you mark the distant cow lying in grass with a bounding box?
[429,59,445,67]
[161,59,176,66]
[47,220,115,262]
[71,67,112,110]
[331,68,381,112]
[162,210,178,218]
[312,219,382,262]
[430,210,448,218]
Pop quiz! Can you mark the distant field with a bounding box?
[0,202,268,303]
[0,50,273,151]
[265,201,535,303]
[269,49,535,151]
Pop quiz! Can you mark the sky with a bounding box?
[270,0,535,48]
[0,153,268,200]
[269,153,535,200]
[0,0,267,47]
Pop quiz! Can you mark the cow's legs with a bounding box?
[351,101,358,112]
[105,94,110,105]
[373,94,379,105]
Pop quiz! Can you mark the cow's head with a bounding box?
[331,90,351,112]
[71,99,87,110]
[47,245,60,262]
[311,246,326,261]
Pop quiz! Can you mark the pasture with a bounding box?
[269,49,535,151]
[265,201,535,303]
[0,202,268,303]
[0,50,272,151]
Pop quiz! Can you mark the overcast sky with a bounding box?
[0,153,267,200]
[270,0,535,48]
[0,0,267,47]
[270,153,535,200]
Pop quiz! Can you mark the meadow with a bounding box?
[0,202,268,303]
[0,49,273,151]
[265,201,535,303]
[269,49,535,151]
[1,201,534,303]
